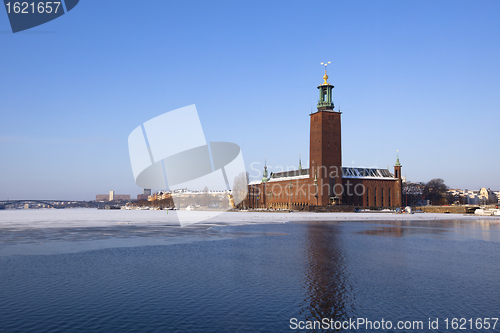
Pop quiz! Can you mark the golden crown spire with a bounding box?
[320,61,331,85]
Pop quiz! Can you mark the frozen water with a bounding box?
[0,208,498,256]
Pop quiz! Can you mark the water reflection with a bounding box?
[299,222,355,332]
[358,219,500,243]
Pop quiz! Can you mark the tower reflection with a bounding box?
[298,222,356,332]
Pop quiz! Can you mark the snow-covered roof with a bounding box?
[249,166,396,185]
[267,174,309,183]
[342,167,395,180]
[270,169,309,179]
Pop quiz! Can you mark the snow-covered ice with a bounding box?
[0,208,498,256]
[1,208,498,229]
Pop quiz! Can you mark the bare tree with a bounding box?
[424,178,448,205]
[232,172,249,209]
[446,192,457,205]
[200,186,210,207]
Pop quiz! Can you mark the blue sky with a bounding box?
[1,0,499,200]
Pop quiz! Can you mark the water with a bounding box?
[1,211,500,332]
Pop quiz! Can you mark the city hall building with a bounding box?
[248,70,403,209]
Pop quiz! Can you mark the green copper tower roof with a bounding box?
[262,159,268,183]
[317,62,334,110]
[395,150,401,166]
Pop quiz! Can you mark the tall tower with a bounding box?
[309,63,342,206]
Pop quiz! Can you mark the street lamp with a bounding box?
[288,182,292,211]
[313,170,318,206]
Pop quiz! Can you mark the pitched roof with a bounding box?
[342,167,395,180]
[250,166,396,184]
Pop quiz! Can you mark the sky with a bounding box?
[1,0,499,200]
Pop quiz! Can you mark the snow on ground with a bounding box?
[0,208,498,229]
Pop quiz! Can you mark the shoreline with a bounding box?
[1,209,499,256]
[0,208,499,229]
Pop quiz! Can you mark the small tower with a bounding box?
[298,154,302,171]
[394,151,402,179]
[262,159,268,183]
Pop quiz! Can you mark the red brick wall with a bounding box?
[249,177,402,209]
[249,178,312,209]
[309,110,342,206]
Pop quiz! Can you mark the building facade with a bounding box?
[96,190,130,202]
[248,69,403,209]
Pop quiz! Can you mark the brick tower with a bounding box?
[309,65,342,206]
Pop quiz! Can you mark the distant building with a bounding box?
[147,189,232,209]
[113,194,131,201]
[479,188,497,205]
[95,191,130,202]
[403,182,425,206]
[440,188,499,206]
[467,193,479,205]
[446,188,465,205]
[96,194,109,202]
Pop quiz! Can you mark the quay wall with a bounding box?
[419,206,478,214]
[300,205,356,213]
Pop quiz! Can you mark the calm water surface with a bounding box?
[1,217,500,332]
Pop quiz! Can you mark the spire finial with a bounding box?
[298,154,302,171]
[320,61,331,85]
[262,157,268,183]
[395,150,401,166]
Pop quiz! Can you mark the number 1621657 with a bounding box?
[5,2,61,14]
[444,318,498,330]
